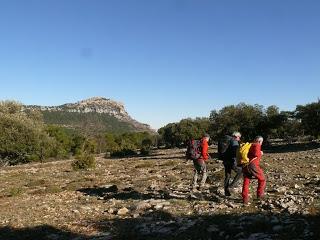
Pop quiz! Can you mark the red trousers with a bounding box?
[242,162,266,203]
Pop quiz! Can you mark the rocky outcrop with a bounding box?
[25,97,154,133]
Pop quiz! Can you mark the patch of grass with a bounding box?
[33,185,62,195]
[7,187,24,197]
[170,199,190,208]
[134,161,155,169]
[45,185,63,194]
[25,179,47,188]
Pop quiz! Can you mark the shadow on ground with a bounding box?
[97,210,320,240]
[77,185,203,201]
[1,210,319,240]
[0,225,87,240]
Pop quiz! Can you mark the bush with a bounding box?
[45,125,73,159]
[111,149,137,158]
[141,138,153,155]
[72,152,96,170]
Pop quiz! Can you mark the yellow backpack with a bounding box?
[236,142,252,166]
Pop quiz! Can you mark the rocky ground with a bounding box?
[0,142,319,240]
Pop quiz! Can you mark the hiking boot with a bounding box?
[225,189,231,197]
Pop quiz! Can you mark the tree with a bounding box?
[158,118,210,147]
[45,125,73,158]
[141,138,153,155]
[296,100,320,138]
[0,101,53,164]
[209,103,264,141]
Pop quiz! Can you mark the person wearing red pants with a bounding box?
[242,136,266,205]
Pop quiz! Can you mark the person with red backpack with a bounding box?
[189,133,211,191]
[242,136,266,205]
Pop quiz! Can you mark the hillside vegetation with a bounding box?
[158,100,320,147]
[0,101,156,166]
[42,111,137,134]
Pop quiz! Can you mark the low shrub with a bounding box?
[72,152,96,170]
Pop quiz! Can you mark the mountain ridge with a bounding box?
[24,97,155,134]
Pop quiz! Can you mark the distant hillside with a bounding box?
[24,97,154,135]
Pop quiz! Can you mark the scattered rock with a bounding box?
[117,207,129,216]
[136,202,152,211]
[72,210,80,215]
[107,208,117,214]
[275,186,287,193]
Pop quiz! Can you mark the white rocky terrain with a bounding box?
[0,143,319,239]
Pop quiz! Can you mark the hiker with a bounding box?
[191,133,211,191]
[220,132,242,196]
[242,136,266,205]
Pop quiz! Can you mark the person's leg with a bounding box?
[224,163,232,196]
[255,168,266,198]
[192,170,199,190]
[191,160,200,190]
[199,162,207,189]
[229,161,242,188]
[242,175,250,204]
[248,163,266,199]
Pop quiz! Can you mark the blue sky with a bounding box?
[0,0,319,129]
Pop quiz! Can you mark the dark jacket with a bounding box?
[223,138,239,163]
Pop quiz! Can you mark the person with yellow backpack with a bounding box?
[237,136,266,205]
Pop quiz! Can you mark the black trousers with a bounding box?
[223,159,242,193]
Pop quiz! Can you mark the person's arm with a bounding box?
[254,144,262,158]
[249,144,262,162]
[230,140,239,161]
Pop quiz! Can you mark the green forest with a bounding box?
[158,101,320,147]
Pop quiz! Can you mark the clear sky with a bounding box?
[0,0,319,129]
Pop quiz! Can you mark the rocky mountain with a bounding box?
[25,97,154,134]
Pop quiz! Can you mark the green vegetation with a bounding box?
[158,100,320,146]
[296,100,320,138]
[1,99,319,164]
[0,101,55,164]
[42,111,137,135]
[72,152,96,170]
[208,103,291,141]
[158,118,210,147]
[108,132,157,157]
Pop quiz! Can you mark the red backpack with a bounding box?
[186,139,202,160]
